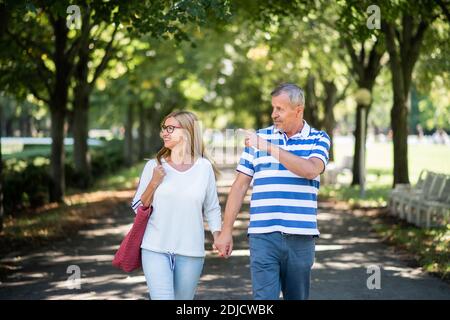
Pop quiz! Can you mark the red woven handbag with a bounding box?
[112,205,152,272]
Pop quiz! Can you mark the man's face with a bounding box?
[271,92,303,133]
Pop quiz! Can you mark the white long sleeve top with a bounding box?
[130,157,222,257]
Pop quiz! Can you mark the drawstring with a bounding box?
[167,252,176,271]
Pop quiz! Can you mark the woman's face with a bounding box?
[161,117,185,150]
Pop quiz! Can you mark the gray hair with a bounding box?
[271,83,305,107]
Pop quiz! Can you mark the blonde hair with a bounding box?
[156,110,220,178]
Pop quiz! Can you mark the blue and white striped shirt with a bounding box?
[236,121,331,235]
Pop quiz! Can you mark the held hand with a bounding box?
[213,230,233,258]
[212,231,221,254]
[151,165,166,186]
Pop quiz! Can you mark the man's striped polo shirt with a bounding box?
[236,120,331,235]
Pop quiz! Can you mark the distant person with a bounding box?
[130,110,222,300]
[214,83,331,300]
[373,124,380,142]
[387,129,393,141]
[416,124,424,141]
[432,128,450,145]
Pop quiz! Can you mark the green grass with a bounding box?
[2,145,75,160]
[1,161,146,262]
[323,141,450,207]
[326,140,450,281]
[90,161,146,191]
[372,216,450,281]
[334,140,450,183]
[320,184,390,208]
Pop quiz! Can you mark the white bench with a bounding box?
[408,176,450,227]
[322,155,353,185]
[389,170,450,227]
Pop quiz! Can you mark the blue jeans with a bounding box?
[141,249,204,300]
[248,232,315,300]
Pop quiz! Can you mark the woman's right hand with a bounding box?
[150,164,166,187]
[140,165,165,207]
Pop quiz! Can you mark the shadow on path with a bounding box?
[0,167,449,299]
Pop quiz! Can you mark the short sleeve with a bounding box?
[309,132,331,170]
[130,160,157,213]
[236,146,255,177]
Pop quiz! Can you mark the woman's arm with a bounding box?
[203,166,222,234]
[140,164,166,207]
[140,180,159,207]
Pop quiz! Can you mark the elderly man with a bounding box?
[214,83,331,300]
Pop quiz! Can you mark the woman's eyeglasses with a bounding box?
[160,125,182,134]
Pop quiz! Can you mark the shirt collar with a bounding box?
[273,120,310,139]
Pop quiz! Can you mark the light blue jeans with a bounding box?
[141,249,204,300]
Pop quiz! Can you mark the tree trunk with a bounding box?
[66,109,74,137]
[5,116,13,137]
[0,102,4,232]
[143,107,153,155]
[138,102,146,160]
[19,111,32,137]
[0,4,6,230]
[0,0,7,231]
[351,103,371,185]
[49,106,66,202]
[344,36,383,186]
[391,95,410,185]
[322,81,337,162]
[19,113,26,137]
[382,17,428,186]
[73,89,91,188]
[149,111,163,154]
[25,113,32,136]
[73,7,117,186]
[73,23,92,188]
[49,18,71,202]
[304,74,320,129]
[124,102,134,167]
[0,105,4,137]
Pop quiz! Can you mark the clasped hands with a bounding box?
[212,230,233,259]
[212,130,272,259]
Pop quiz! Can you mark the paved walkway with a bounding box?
[0,167,449,300]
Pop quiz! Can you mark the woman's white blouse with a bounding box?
[130,158,222,257]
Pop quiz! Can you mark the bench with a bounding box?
[389,170,450,228]
[323,155,353,185]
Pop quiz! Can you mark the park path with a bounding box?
[0,166,449,300]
